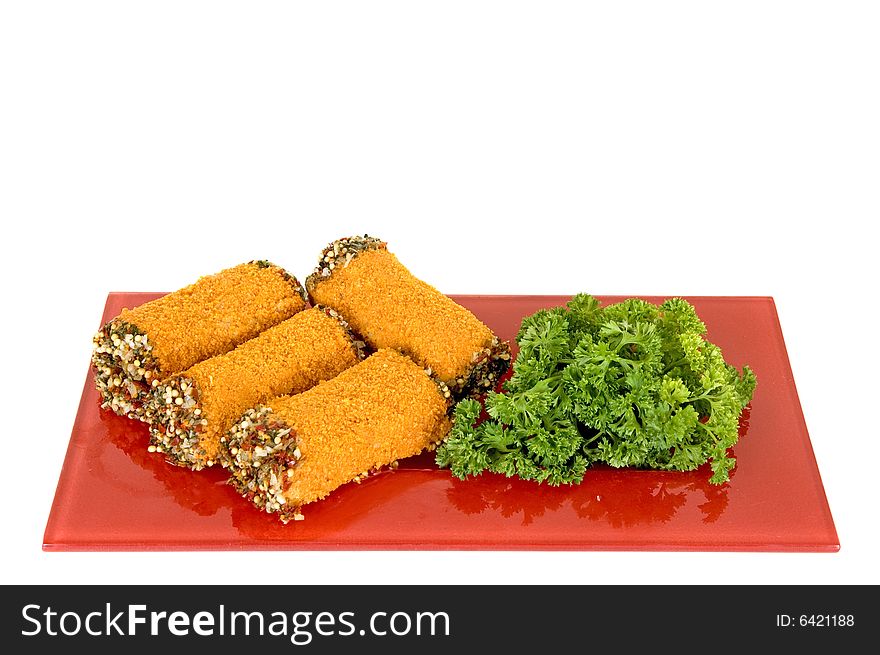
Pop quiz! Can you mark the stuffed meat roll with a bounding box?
[222,349,452,521]
[305,235,510,397]
[92,261,307,420]
[148,306,364,470]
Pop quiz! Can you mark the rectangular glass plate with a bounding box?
[44,294,838,551]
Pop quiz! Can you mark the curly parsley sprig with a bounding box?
[436,295,756,485]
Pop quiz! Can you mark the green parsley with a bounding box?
[436,294,756,485]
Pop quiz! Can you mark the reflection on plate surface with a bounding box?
[44,294,837,551]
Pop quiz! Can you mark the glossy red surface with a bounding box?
[44,294,838,551]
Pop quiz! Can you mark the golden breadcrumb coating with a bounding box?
[308,247,494,384]
[122,262,306,375]
[223,349,451,518]
[150,307,362,467]
[92,261,307,420]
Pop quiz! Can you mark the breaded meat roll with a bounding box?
[92,261,307,420]
[222,349,452,522]
[148,307,364,470]
[305,235,510,397]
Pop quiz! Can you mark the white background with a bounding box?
[1,1,878,585]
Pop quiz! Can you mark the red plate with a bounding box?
[44,294,838,551]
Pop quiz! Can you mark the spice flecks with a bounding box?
[91,319,159,420]
[222,406,304,520]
